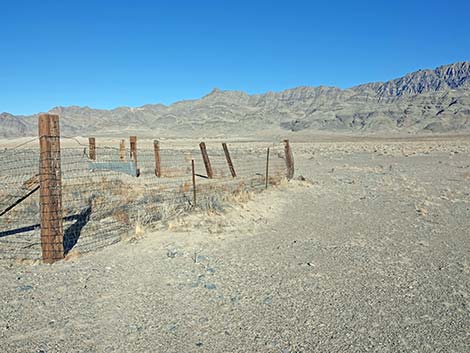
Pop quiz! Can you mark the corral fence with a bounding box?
[0,114,294,264]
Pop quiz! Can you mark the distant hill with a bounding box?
[2,62,470,138]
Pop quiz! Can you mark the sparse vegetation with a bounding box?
[0,141,287,261]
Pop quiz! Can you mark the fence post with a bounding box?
[38,114,64,263]
[284,139,294,180]
[222,142,236,177]
[88,137,96,161]
[119,139,125,161]
[154,140,161,177]
[191,159,196,207]
[199,142,213,179]
[129,136,139,177]
[265,147,270,189]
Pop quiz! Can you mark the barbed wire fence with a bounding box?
[0,114,294,264]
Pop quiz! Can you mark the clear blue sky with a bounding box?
[1,0,469,115]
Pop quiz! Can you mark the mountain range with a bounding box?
[1,62,470,138]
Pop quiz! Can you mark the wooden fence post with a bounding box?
[38,114,64,263]
[191,159,196,207]
[129,136,137,161]
[284,139,294,180]
[129,136,139,177]
[265,147,270,189]
[222,142,236,177]
[199,142,213,179]
[154,140,161,177]
[88,137,96,161]
[119,139,125,160]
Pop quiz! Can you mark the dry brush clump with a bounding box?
[1,142,290,260]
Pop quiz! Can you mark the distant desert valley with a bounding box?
[1,62,469,352]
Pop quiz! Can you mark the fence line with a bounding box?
[0,117,294,263]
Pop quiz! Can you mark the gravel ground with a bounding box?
[1,138,469,352]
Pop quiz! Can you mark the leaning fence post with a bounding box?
[265,147,270,189]
[191,159,197,207]
[154,140,161,177]
[222,142,236,177]
[38,114,64,263]
[88,137,96,161]
[284,139,294,180]
[119,139,125,160]
[199,142,213,179]
[129,136,139,177]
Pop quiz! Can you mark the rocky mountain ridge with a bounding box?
[1,62,469,137]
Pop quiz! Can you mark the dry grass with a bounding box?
[227,189,254,203]
[64,250,81,262]
[112,210,130,224]
[1,143,290,261]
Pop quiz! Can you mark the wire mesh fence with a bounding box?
[0,136,291,263]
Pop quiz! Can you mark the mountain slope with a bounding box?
[353,61,470,98]
[1,62,470,138]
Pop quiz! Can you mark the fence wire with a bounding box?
[0,139,289,262]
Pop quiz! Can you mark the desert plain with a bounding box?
[0,134,469,352]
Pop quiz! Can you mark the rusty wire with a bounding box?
[0,140,288,262]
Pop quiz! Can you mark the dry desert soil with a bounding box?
[1,136,469,352]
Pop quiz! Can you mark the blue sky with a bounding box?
[1,0,469,115]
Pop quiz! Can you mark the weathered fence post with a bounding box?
[154,140,161,177]
[129,136,139,177]
[222,142,236,178]
[199,142,213,179]
[38,114,64,263]
[265,147,270,189]
[191,159,196,207]
[119,139,125,160]
[129,136,137,161]
[284,139,294,180]
[88,137,96,161]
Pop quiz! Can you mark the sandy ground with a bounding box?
[1,137,469,352]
